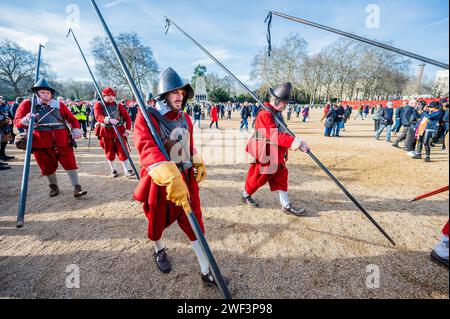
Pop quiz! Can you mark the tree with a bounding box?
[191,64,207,88]
[251,33,308,88]
[91,32,159,96]
[58,80,96,100]
[236,93,254,103]
[0,39,53,97]
[208,87,231,103]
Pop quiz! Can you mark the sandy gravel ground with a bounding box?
[0,108,448,299]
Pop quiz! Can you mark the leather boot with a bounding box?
[49,184,59,197]
[74,185,87,198]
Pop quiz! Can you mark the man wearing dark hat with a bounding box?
[146,92,156,108]
[14,78,87,198]
[94,87,134,178]
[133,68,227,288]
[241,82,309,216]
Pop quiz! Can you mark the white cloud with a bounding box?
[0,3,103,81]
[0,26,49,50]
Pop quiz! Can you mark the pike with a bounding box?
[265,11,449,69]
[66,28,140,180]
[410,185,449,202]
[17,44,44,228]
[164,17,396,247]
[90,0,231,299]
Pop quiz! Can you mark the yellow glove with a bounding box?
[148,161,191,213]
[192,153,207,184]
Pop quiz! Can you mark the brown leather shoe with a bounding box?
[49,184,59,197]
[74,185,87,198]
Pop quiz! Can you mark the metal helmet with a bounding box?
[146,92,154,102]
[31,78,56,96]
[154,68,194,105]
[269,82,294,103]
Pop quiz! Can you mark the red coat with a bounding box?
[246,103,295,165]
[14,99,79,149]
[211,107,219,122]
[94,102,131,139]
[132,109,203,241]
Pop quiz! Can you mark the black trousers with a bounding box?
[78,120,87,137]
[374,119,380,132]
[0,141,7,156]
[417,130,433,156]
[209,121,218,129]
[404,126,417,152]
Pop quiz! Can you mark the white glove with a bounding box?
[21,113,37,126]
[124,129,132,138]
[72,128,83,140]
[290,137,303,150]
[299,141,310,153]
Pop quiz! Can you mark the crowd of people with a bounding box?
[320,102,353,137]
[390,99,447,162]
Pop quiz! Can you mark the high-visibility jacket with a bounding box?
[71,104,87,121]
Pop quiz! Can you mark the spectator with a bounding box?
[239,101,250,132]
[209,104,219,129]
[392,101,406,135]
[225,102,232,120]
[0,96,15,161]
[302,104,310,123]
[252,103,261,128]
[363,104,370,118]
[193,103,202,129]
[372,104,383,132]
[354,104,364,120]
[375,101,394,142]
[320,103,331,123]
[9,97,24,141]
[331,103,345,137]
[323,104,338,137]
[286,104,293,120]
[406,103,424,156]
[393,99,415,148]
[295,104,302,118]
[441,102,449,152]
[128,102,138,129]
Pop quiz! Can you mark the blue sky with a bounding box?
[0,0,448,85]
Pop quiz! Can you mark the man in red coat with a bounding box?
[242,82,309,216]
[14,78,87,198]
[94,87,134,178]
[133,67,228,288]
